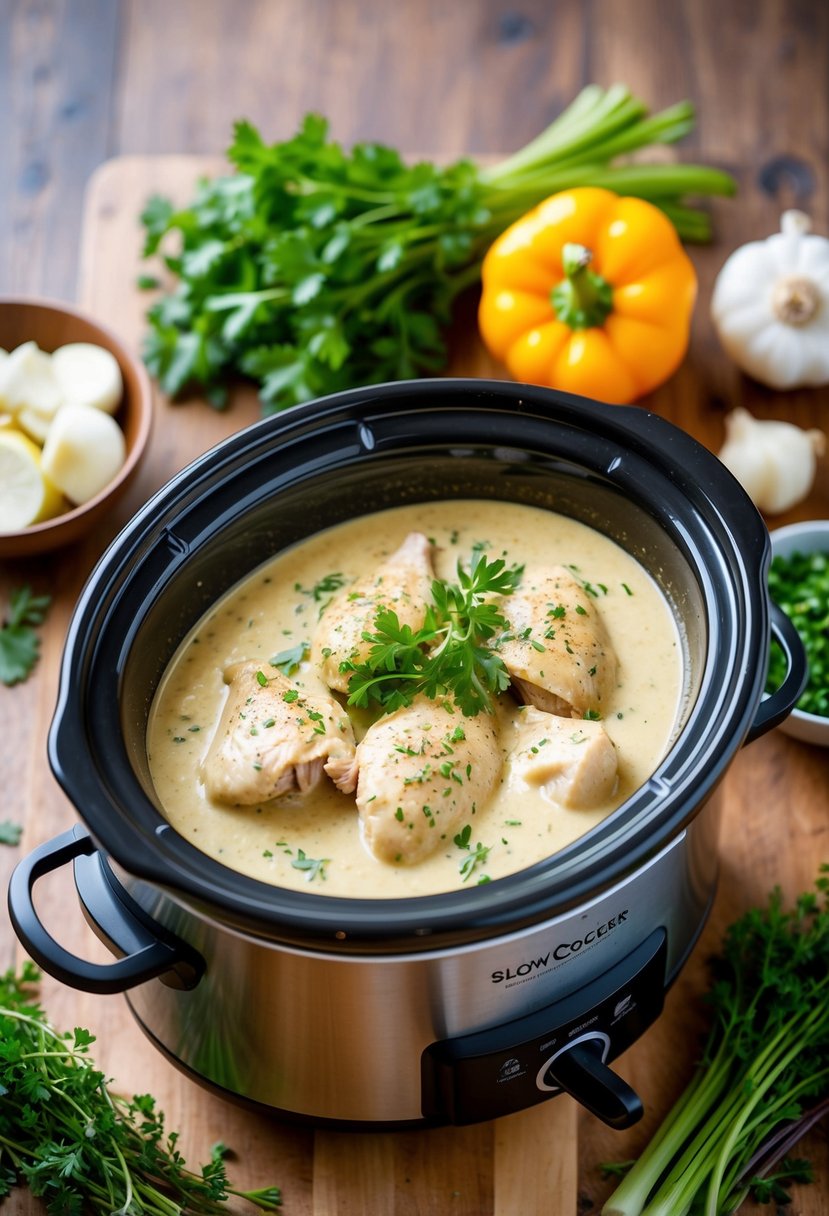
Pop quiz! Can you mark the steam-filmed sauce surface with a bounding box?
[147,501,684,897]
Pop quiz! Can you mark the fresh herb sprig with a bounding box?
[0,586,51,686]
[343,551,522,717]
[0,965,281,1214]
[140,85,735,412]
[602,870,829,1216]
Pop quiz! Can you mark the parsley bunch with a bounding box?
[343,550,522,717]
[140,84,735,412]
[603,871,829,1216]
[0,965,281,1214]
[0,586,50,686]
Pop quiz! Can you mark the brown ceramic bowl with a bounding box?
[0,298,153,557]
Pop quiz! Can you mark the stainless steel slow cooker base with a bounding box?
[98,801,719,1126]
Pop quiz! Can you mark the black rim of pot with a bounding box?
[49,379,769,953]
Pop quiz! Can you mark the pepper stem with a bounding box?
[551,243,614,329]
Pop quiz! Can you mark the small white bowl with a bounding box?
[769,519,829,747]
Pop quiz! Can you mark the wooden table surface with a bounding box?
[2,2,829,1213]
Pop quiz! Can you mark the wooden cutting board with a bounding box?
[5,155,828,1214]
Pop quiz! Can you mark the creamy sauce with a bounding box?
[147,500,684,897]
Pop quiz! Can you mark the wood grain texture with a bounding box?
[0,0,119,299]
[1,2,828,1212]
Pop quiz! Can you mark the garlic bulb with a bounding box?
[717,408,825,514]
[711,211,829,389]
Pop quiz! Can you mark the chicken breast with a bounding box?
[201,662,355,806]
[507,706,618,809]
[330,696,501,865]
[495,565,617,717]
[311,532,435,694]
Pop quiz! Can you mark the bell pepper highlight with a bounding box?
[478,187,697,404]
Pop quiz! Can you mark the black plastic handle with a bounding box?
[8,826,203,994]
[545,1037,643,1129]
[746,602,809,744]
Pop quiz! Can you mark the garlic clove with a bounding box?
[718,408,776,505]
[758,426,822,514]
[717,408,826,514]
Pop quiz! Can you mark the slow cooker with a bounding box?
[9,380,806,1130]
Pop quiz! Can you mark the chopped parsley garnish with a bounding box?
[290,849,329,882]
[343,551,523,717]
[459,841,491,882]
[453,823,492,881]
[565,565,608,598]
[295,573,347,602]
[269,640,309,675]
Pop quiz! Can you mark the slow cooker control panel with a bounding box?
[422,929,666,1127]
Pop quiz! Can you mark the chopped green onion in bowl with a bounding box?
[767,520,829,747]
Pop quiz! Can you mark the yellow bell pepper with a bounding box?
[478,187,697,404]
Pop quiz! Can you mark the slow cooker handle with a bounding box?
[8,826,203,994]
[745,602,809,744]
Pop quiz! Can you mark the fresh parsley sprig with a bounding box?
[343,552,523,717]
[0,586,51,686]
[0,964,281,1214]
